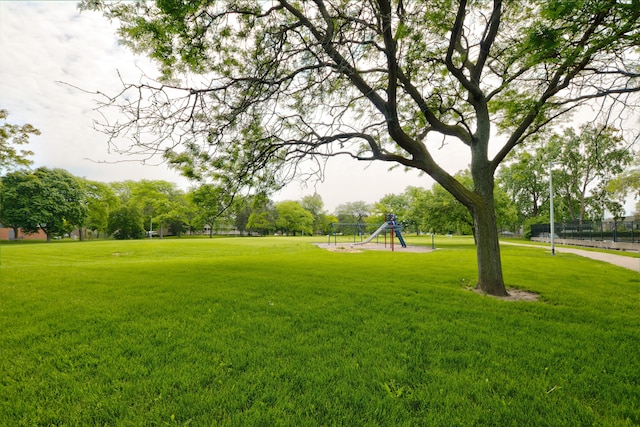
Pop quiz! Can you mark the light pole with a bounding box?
[149,215,153,239]
[549,161,555,255]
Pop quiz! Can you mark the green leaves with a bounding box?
[190,183,234,235]
[498,123,634,223]
[0,168,88,240]
[525,23,562,63]
[0,109,40,174]
[275,200,314,235]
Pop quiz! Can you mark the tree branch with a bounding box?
[472,0,501,84]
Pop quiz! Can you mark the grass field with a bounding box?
[1,236,638,426]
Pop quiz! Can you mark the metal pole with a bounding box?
[150,215,153,239]
[390,222,395,252]
[549,161,555,255]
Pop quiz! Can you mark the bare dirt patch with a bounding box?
[313,242,434,253]
[314,243,364,253]
[473,287,540,302]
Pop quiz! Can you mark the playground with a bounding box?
[325,213,429,252]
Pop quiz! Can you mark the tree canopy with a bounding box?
[0,167,88,241]
[81,0,640,295]
[190,183,231,237]
[275,200,314,235]
[549,125,632,222]
[82,179,119,239]
[498,124,634,223]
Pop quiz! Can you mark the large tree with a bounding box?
[82,0,640,295]
[108,204,146,239]
[275,200,314,235]
[497,146,549,221]
[334,201,372,224]
[131,180,184,237]
[300,193,326,234]
[190,183,231,237]
[499,124,634,225]
[247,194,277,236]
[108,180,150,239]
[0,171,32,238]
[230,194,252,236]
[0,168,87,242]
[81,179,119,239]
[549,124,632,222]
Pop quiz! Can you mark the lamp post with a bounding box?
[549,161,555,255]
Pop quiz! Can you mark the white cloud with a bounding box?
[0,1,191,189]
[0,2,472,213]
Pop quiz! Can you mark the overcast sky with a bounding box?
[0,2,475,213]
[2,2,634,215]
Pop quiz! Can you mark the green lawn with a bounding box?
[1,236,638,426]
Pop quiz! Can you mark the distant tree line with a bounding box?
[497,123,637,237]
[0,106,636,241]
[0,164,517,241]
[0,170,327,240]
[1,126,637,241]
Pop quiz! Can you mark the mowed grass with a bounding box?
[1,236,638,426]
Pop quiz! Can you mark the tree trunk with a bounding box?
[472,202,508,296]
[469,134,508,297]
[433,156,509,297]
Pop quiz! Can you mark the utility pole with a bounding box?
[549,161,555,255]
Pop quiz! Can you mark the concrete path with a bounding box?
[501,241,640,272]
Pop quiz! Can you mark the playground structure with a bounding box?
[328,214,407,251]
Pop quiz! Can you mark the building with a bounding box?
[0,224,47,241]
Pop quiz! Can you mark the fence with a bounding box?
[530,219,640,243]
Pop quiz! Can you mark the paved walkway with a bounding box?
[501,241,640,272]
